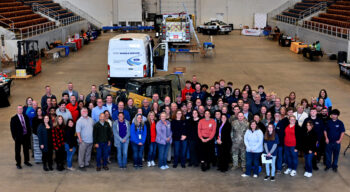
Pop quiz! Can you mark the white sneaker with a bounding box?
[165,165,169,169]
[306,172,312,178]
[284,168,292,175]
[253,174,258,178]
[241,174,249,177]
[67,167,75,171]
[290,170,297,177]
[151,161,156,167]
[160,166,166,170]
[147,161,151,167]
[304,172,308,177]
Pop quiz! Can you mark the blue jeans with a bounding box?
[326,143,341,169]
[285,146,298,170]
[158,143,170,167]
[64,144,76,168]
[276,146,284,171]
[304,153,313,173]
[173,140,187,166]
[131,142,144,166]
[116,141,129,168]
[265,155,276,176]
[147,142,157,161]
[96,142,109,167]
[245,152,261,176]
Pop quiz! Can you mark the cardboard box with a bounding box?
[16,69,26,77]
[173,67,186,73]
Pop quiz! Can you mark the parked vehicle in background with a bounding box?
[197,20,233,35]
[160,13,191,43]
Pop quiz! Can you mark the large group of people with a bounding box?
[10,76,345,181]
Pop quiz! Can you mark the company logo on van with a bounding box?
[127,56,142,66]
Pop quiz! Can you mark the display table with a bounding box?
[290,42,308,54]
[56,45,70,57]
[73,39,82,50]
[241,29,262,36]
[46,47,66,62]
[65,42,77,51]
[0,79,12,108]
[169,49,200,60]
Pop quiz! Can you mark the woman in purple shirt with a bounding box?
[156,112,172,170]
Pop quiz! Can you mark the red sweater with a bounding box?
[285,124,296,147]
[198,119,216,140]
[66,103,79,122]
[181,87,195,101]
[150,121,156,142]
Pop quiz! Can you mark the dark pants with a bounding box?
[285,146,298,170]
[96,142,109,167]
[173,140,187,166]
[131,142,144,167]
[14,135,31,166]
[158,143,169,167]
[276,146,284,171]
[325,143,340,169]
[55,146,65,168]
[304,153,313,173]
[188,140,199,166]
[245,152,261,175]
[42,148,53,167]
[217,143,232,171]
[147,142,157,162]
[199,138,214,165]
[313,140,326,167]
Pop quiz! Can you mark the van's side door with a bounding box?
[153,42,168,71]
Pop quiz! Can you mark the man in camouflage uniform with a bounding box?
[231,112,249,170]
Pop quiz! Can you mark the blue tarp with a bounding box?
[56,45,70,56]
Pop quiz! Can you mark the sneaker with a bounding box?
[264,176,269,180]
[324,167,330,171]
[67,167,75,171]
[173,164,177,168]
[103,166,109,171]
[290,170,297,177]
[147,161,151,167]
[284,168,292,175]
[165,165,169,169]
[306,172,312,178]
[253,174,258,178]
[270,177,275,181]
[160,166,166,170]
[332,167,338,172]
[241,174,249,177]
[151,161,156,167]
[304,172,308,177]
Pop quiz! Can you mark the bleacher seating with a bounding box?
[0,0,55,37]
[22,0,77,20]
[307,1,350,30]
[278,0,331,21]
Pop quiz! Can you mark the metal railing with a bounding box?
[61,1,102,28]
[32,3,60,20]
[59,15,83,26]
[276,15,299,25]
[298,1,328,19]
[302,20,350,40]
[0,14,15,31]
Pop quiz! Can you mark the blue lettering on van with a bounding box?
[127,56,142,66]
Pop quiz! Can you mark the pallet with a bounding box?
[10,75,32,80]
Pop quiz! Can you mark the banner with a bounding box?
[241,29,262,36]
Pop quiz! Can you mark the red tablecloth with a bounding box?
[73,39,82,50]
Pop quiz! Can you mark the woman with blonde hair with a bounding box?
[145,111,157,167]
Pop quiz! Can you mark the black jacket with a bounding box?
[215,121,232,148]
[37,123,53,152]
[145,120,157,144]
[275,117,289,147]
[301,129,317,154]
[65,126,77,149]
[171,120,187,141]
[10,114,31,141]
[32,117,43,135]
[187,118,200,141]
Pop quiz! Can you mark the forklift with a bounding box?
[16,40,42,76]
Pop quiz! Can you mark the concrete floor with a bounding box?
[0,31,350,192]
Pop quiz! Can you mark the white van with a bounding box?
[107,33,168,86]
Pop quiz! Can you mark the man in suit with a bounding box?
[62,82,79,101]
[10,105,32,169]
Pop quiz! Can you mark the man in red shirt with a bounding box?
[181,81,195,101]
[198,110,216,171]
[66,95,79,122]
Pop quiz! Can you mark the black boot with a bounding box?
[201,162,207,172]
[48,164,53,171]
[43,163,49,171]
